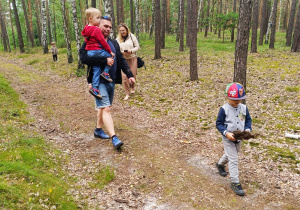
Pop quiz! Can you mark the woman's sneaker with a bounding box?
[231,183,245,196]
[216,163,228,177]
[89,88,102,99]
[100,72,113,82]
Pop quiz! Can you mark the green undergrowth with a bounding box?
[0,74,79,209]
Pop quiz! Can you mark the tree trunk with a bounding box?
[234,0,252,95]
[259,0,268,45]
[218,0,223,38]
[130,0,134,33]
[103,0,115,38]
[286,0,297,46]
[119,0,124,24]
[52,0,57,42]
[176,0,181,42]
[149,0,154,38]
[205,0,210,37]
[71,0,84,69]
[8,0,16,49]
[27,0,34,44]
[154,0,161,59]
[91,0,96,7]
[60,0,73,63]
[291,0,300,52]
[282,0,289,31]
[12,0,25,53]
[251,0,259,53]
[166,0,170,33]
[197,0,203,30]
[21,0,34,47]
[264,0,274,44]
[46,0,53,42]
[134,0,140,40]
[116,0,120,25]
[231,0,237,42]
[278,0,282,30]
[190,0,198,81]
[0,2,8,52]
[269,0,278,48]
[161,0,166,48]
[179,0,185,51]
[186,0,191,46]
[41,0,48,54]
[34,0,42,45]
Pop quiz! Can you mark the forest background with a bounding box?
[0,0,299,209]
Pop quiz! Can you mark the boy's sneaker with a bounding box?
[216,163,228,177]
[112,136,123,149]
[100,72,113,82]
[94,128,110,139]
[89,88,102,99]
[231,183,245,196]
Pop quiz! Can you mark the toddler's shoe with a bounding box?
[94,128,110,139]
[89,88,102,99]
[216,163,228,177]
[231,183,245,196]
[100,72,113,82]
[112,136,123,149]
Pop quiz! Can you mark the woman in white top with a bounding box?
[116,23,140,100]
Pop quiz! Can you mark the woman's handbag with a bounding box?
[131,34,146,70]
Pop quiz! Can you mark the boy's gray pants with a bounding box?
[218,137,241,183]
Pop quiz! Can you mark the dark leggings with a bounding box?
[53,54,57,61]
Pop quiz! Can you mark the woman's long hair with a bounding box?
[117,23,131,43]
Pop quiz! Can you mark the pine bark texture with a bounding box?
[269,0,278,48]
[134,0,140,40]
[286,0,297,46]
[46,0,53,42]
[34,0,42,45]
[71,0,84,68]
[189,0,198,81]
[12,0,25,52]
[291,0,300,52]
[259,0,268,45]
[60,0,73,63]
[0,2,8,52]
[186,0,191,46]
[41,0,48,54]
[179,0,184,51]
[154,0,161,59]
[251,0,259,53]
[234,0,253,91]
[166,0,170,33]
[91,0,96,7]
[161,0,166,48]
[21,0,34,47]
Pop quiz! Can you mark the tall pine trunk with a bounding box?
[12,0,25,53]
[251,0,259,53]
[149,0,154,38]
[134,0,140,40]
[204,0,210,37]
[179,0,184,51]
[71,0,84,69]
[161,0,166,48]
[166,0,170,33]
[234,0,253,96]
[197,0,203,30]
[21,0,34,47]
[190,0,198,81]
[130,0,134,33]
[231,0,237,42]
[259,0,268,45]
[291,0,300,52]
[286,0,297,46]
[27,0,34,45]
[8,0,16,49]
[269,0,278,49]
[41,0,48,54]
[34,0,42,45]
[264,0,274,44]
[60,0,73,63]
[0,2,8,52]
[154,0,161,59]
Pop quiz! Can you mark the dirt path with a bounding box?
[0,55,299,209]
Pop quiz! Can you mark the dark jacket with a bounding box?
[79,39,133,84]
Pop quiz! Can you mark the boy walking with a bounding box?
[50,42,58,61]
[216,82,252,196]
[81,8,115,99]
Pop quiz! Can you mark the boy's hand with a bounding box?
[226,132,236,141]
[111,52,115,58]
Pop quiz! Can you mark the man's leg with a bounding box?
[98,106,115,137]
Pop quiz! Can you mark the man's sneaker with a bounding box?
[231,183,245,196]
[94,128,110,139]
[89,88,102,99]
[216,163,228,177]
[112,136,123,149]
[100,72,113,82]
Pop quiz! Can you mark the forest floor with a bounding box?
[0,45,299,209]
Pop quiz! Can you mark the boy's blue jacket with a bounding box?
[216,103,252,137]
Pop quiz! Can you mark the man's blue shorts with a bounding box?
[95,82,115,109]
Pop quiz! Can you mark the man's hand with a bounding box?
[88,84,92,90]
[107,57,114,66]
[111,52,115,58]
[226,132,236,141]
[128,77,135,84]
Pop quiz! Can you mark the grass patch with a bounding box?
[89,166,115,189]
[26,59,39,65]
[285,86,299,92]
[0,74,80,209]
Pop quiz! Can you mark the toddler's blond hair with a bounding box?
[85,7,101,21]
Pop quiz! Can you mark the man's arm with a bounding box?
[79,42,107,66]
